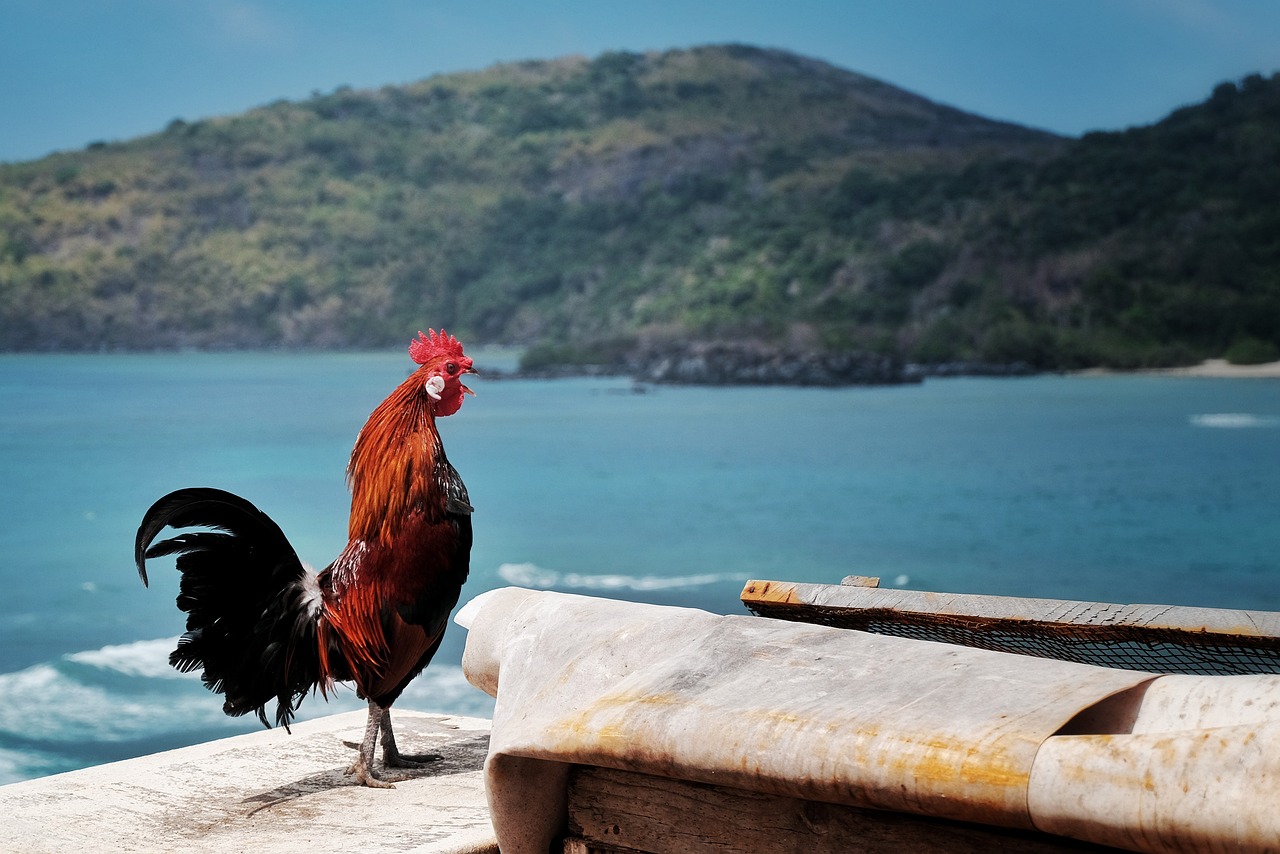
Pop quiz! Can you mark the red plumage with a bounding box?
[135,331,476,787]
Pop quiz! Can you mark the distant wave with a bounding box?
[0,658,222,747]
[67,637,189,679]
[1190,413,1279,428]
[497,562,749,591]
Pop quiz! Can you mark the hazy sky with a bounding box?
[4,0,1280,163]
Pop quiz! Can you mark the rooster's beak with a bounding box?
[462,367,477,396]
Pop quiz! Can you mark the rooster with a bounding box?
[134,330,476,787]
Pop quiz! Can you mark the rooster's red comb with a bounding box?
[409,329,465,365]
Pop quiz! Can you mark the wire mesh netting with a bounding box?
[744,603,1280,676]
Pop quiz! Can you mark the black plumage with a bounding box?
[135,487,332,729]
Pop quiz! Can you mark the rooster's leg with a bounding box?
[380,708,443,768]
[345,700,397,788]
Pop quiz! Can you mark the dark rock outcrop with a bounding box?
[624,342,914,386]
[904,361,1038,380]
[501,343,1039,385]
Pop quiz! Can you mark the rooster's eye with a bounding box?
[446,362,459,375]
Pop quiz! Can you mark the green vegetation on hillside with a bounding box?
[1,45,1277,371]
[926,72,1280,368]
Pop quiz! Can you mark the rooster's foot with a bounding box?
[345,753,399,789]
[342,699,404,788]
[382,748,442,769]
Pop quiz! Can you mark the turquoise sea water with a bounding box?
[1,351,1278,782]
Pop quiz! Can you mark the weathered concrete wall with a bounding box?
[0,711,496,854]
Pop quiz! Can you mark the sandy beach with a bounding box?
[1080,359,1280,378]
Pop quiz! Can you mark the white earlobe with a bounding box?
[424,375,445,400]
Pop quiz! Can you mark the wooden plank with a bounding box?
[841,575,881,587]
[566,765,1113,854]
[741,579,1280,677]
[741,579,1280,638]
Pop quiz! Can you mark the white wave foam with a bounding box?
[394,665,495,718]
[0,662,222,742]
[248,663,493,719]
[66,637,191,679]
[1,640,488,744]
[0,745,59,786]
[496,562,560,588]
[1190,413,1278,428]
[497,562,748,591]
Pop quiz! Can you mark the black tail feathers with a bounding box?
[135,487,328,729]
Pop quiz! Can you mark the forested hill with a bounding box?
[1,45,1277,370]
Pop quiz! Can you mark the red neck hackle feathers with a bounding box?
[344,330,472,545]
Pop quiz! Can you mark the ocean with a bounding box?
[1,350,1278,784]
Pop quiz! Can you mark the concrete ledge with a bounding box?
[0,711,496,854]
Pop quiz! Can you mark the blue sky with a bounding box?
[3,0,1280,163]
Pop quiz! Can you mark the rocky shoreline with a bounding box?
[626,342,913,386]
[502,342,1040,386]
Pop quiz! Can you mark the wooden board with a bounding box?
[741,580,1280,638]
[564,765,1115,854]
[741,579,1280,676]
